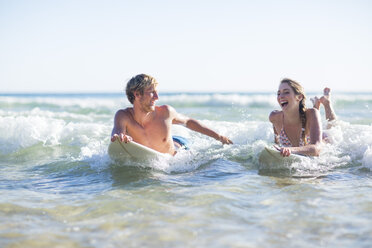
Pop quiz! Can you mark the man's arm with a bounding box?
[170,106,233,145]
[111,109,133,143]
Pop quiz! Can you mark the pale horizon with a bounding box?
[1,0,372,93]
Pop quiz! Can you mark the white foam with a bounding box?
[0,109,111,154]
[101,119,372,174]
[362,146,372,168]
[2,93,371,174]
[332,121,372,162]
[159,93,278,107]
[78,140,112,171]
[2,92,372,110]
[0,115,65,153]
[0,96,126,109]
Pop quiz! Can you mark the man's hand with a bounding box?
[111,133,133,143]
[218,135,233,145]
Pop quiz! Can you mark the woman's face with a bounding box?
[277,83,302,111]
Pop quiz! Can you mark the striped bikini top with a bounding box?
[278,127,310,147]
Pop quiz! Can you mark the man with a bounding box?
[111,74,233,155]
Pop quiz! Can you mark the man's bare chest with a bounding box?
[128,118,171,141]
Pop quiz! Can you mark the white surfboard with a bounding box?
[108,139,168,160]
[258,146,304,169]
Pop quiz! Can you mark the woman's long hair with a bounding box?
[280,78,307,145]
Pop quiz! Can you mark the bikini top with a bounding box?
[278,115,310,147]
[278,127,310,147]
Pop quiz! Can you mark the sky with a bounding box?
[1,0,372,93]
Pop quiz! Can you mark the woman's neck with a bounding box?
[283,108,301,125]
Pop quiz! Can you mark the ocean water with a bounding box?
[0,92,371,248]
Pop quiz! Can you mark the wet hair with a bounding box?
[280,78,307,145]
[125,74,158,104]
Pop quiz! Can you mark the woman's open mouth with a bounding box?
[280,101,288,108]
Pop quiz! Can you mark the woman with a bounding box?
[269,78,336,157]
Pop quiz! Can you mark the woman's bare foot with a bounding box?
[311,96,321,110]
[320,87,331,106]
[319,87,336,121]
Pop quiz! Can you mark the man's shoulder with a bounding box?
[115,107,133,118]
[155,105,177,119]
[156,104,172,109]
[156,104,175,113]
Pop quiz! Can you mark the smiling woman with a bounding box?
[269,78,323,157]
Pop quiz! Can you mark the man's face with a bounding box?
[138,84,159,112]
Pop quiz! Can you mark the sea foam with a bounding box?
[1,93,371,175]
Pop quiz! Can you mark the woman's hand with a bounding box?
[274,145,292,157]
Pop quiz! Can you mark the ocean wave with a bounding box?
[105,120,372,175]
[0,96,124,115]
[1,93,371,176]
[2,92,372,110]
[158,93,279,107]
[362,146,372,168]
[2,111,371,175]
[0,114,111,155]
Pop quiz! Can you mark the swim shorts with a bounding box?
[172,136,190,150]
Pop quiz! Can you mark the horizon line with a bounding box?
[1,90,372,95]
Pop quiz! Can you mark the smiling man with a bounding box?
[111,74,233,155]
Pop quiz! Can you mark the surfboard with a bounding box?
[258,146,303,169]
[108,139,168,160]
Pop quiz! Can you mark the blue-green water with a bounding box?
[0,92,371,247]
